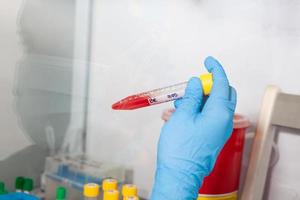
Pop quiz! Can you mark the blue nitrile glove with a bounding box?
[0,193,39,200]
[151,56,237,200]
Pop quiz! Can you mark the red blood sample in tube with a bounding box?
[112,95,151,110]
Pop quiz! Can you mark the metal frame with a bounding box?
[61,0,93,155]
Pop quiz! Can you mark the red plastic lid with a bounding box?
[233,114,250,129]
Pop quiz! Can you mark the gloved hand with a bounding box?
[151,56,237,200]
[0,193,39,200]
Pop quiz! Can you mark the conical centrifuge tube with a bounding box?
[112,73,213,110]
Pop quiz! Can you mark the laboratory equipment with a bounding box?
[15,177,24,192]
[124,196,139,200]
[0,182,8,195]
[43,155,125,200]
[103,190,119,200]
[23,178,33,194]
[102,178,118,191]
[242,86,300,200]
[198,114,250,200]
[83,183,99,200]
[122,184,137,198]
[56,186,67,200]
[112,73,213,110]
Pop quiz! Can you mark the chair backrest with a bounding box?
[241,85,300,200]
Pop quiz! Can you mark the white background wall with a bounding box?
[87,0,300,198]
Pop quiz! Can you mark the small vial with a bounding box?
[0,182,8,195]
[83,183,100,200]
[122,184,137,199]
[124,196,139,200]
[23,178,33,194]
[103,190,119,200]
[15,176,24,192]
[56,186,67,200]
[102,178,118,192]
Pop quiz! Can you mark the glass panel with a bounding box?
[0,0,91,190]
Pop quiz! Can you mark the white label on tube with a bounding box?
[148,90,185,105]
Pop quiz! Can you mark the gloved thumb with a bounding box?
[176,77,203,116]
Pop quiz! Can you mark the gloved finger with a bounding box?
[204,56,230,100]
[176,77,203,115]
[229,86,237,105]
[228,86,237,112]
[175,95,207,112]
[174,98,183,109]
[201,86,237,119]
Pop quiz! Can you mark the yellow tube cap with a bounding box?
[199,73,213,96]
[102,178,118,191]
[122,184,137,197]
[124,195,139,200]
[104,190,119,200]
[83,183,100,198]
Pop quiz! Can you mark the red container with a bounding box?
[199,114,250,197]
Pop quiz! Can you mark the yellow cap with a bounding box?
[103,190,119,200]
[122,184,137,197]
[102,178,118,191]
[199,73,213,96]
[124,195,139,200]
[83,183,100,198]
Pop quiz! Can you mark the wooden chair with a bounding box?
[241,85,300,200]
